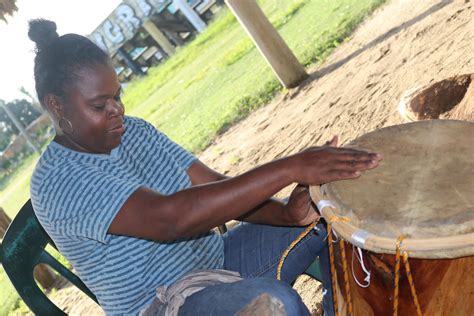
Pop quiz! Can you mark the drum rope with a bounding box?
[393,235,423,316]
[276,212,354,315]
[393,235,404,316]
[328,215,353,316]
[327,222,340,316]
[338,238,354,316]
[402,252,422,315]
[276,222,317,281]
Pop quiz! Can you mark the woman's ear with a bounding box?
[43,94,62,118]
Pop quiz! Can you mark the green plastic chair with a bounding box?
[305,258,322,281]
[1,199,98,316]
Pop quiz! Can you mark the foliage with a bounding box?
[0,125,52,182]
[0,266,21,316]
[0,99,41,152]
[0,0,18,22]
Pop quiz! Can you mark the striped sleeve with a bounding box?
[34,162,141,244]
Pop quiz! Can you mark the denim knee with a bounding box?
[178,277,309,316]
[250,278,310,316]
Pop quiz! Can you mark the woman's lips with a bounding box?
[107,124,125,134]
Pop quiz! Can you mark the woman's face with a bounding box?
[58,63,125,154]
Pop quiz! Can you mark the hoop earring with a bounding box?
[58,117,74,135]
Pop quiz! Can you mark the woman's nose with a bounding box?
[108,99,124,116]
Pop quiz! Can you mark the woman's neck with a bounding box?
[54,134,110,155]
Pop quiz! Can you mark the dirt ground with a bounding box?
[49,0,473,314]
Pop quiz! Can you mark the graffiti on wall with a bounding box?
[89,0,172,55]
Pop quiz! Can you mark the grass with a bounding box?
[0,0,386,314]
[0,268,19,316]
[0,153,39,217]
[124,0,386,153]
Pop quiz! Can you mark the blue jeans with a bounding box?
[179,222,334,315]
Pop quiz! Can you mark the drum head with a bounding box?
[321,120,474,257]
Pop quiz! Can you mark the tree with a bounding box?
[0,98,41,152]
[19,86,43,113]
[0,0,18,22]
[0,99,41,132]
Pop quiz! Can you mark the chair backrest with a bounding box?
[1,199,98,315]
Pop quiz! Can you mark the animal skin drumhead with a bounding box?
[322,120,474,243]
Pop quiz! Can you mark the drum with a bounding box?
[310,120,474,316]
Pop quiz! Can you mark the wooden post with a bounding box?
[143,20,175,56]
[0,207,58,290]
[225,0,308,88]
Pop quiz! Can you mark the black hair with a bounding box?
[28,19,110,107]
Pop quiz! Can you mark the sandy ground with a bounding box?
[48,0,473,314]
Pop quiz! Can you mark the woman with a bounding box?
[28,19,381,315]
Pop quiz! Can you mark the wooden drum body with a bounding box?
[330,242,474,315]
[310,120,474,316]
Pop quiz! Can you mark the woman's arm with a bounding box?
[186,159,293,226]
[108,146,381,241]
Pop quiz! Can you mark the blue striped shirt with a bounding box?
[30,116,224,315]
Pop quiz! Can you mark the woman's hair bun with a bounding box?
[28,19,59,51]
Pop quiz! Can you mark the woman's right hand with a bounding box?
[287,136,382,185]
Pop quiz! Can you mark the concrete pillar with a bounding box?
[225,0,308,88]
[143,20,175,56]
[117,47,145,76]
[173,0,207,33]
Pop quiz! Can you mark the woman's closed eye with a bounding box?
[91,103,106,111]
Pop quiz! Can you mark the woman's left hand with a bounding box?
[283,185,320,226]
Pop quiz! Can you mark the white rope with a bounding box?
[323,227,340,243]
[351,245,371,288]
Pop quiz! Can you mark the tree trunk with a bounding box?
[0,207,58,290]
